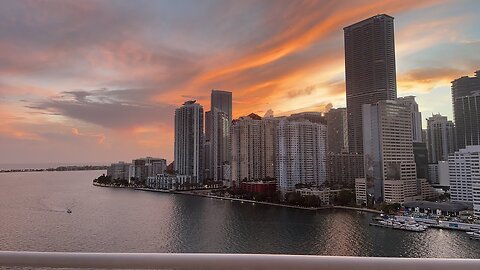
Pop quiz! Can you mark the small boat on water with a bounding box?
[466,230,480,240]
[67,209,72,214]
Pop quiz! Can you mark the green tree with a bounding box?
[334,190,355,206]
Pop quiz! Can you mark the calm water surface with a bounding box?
[0,171,479,258]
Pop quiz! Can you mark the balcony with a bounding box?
[1,252,480,269]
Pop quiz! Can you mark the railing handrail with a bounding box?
[0,251,479,269]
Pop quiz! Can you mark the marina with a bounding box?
[369,217,427,232]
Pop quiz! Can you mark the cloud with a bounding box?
[279,102,334,116]
[288,85,317,98]
[1,0,478,163]
[71,127,105,144]
[27,89,175,129]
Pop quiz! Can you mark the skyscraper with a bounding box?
[325,108,348,153]
[174,100,204,184]
[397,96,423,143]
[211,90,232,123]
[426,114,456,163]
[276,119,327,194]
[361,99,418,203]
[204,110,213,180]
[344,14,397,154]
[210,108,229,182]
[207,90,233,182]
[452,70,480,149]
[231,114,279,185]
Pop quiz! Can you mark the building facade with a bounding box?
[106,162,131,180]
[207,90,232,182]
[449,145,480,216]
[174,100,204,184]
[296,188,331,205]
[452,71,480,149]
[209,108,229,182]
[146,174,194,190]
[413,142,428,179]
[398,96,423,143]
[240,181,276,194]
[344,14,397,154]
[128,157,166,184]
[454,93,480,149]
[426,114,456,163]
[231,114,278,185]
[325,108,348,153]
[276,119,327,194]
[428,161,450,187]
[326,152,364,188]
[211,90,232,124]
[361,99,418,203]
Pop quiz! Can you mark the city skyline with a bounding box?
[1,0,480,164]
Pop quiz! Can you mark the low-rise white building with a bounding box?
[296,188,331,205]
[449,145,480,217]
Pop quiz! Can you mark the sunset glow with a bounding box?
[1,0,479,164]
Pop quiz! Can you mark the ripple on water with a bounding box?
[0,171,480,257]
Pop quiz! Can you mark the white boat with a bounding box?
[371,217,426,232]
[404,223,426,232]
[466,230,480,240]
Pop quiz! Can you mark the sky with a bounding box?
[1,0,479,165]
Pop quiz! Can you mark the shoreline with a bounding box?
[95,184,381,214]
[1,168,107,174]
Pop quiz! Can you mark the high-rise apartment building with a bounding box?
[325,108,348,153]
[426,114,456,163]
[452,70,480,149]
[231,114,278,186]
[174,100,204,184]
[344,14,397,154]
[361,99,418,203]
[276,119,327,194]
[449,145,480,217]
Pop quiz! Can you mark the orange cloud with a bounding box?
[151,0,442,119]
[398,67,467,93]
[196,0,441,85]
[71,127,106,144]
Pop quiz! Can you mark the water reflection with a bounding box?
[0,171,479,258]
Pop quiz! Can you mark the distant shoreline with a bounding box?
[1,166,107,173]
[93,183,381,214]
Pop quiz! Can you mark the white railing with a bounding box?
[0,252,479,269]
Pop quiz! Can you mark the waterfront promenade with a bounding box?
[93,183,381,213]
